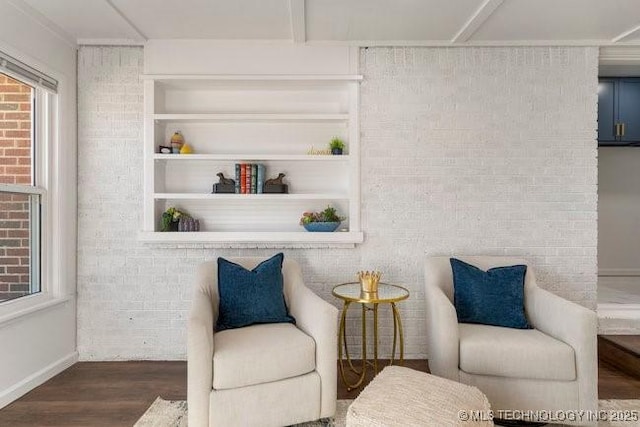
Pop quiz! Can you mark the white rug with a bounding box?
[135,398,638,426]
[134,399,349,427]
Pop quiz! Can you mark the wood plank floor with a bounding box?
[0,362,187,427]
[602,335,640,355]
[599,335,640,379]
[0,357,638,427]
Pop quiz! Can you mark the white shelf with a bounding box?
[143,74,363,81]
[154,193,349,200]
[138,231,364,245]
[153,154,349,161]
[153,113,349,122]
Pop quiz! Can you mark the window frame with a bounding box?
[0,74,58,319]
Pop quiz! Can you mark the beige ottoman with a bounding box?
[346,366,493,427]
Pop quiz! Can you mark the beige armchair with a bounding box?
[424,256,598,426]
[188,257,338,427]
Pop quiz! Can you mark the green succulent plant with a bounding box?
[161,207,190,231]
[329,137,345,151]
[299,206,345,225]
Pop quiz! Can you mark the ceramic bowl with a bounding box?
[303,222,341,232]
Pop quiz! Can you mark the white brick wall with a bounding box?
[77,46,598,361]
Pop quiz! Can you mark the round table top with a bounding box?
[332,282,410,304]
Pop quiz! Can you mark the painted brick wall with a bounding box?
[0,74,32,301]
[77,46,598,361]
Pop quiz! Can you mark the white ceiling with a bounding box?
[15,0,640,45]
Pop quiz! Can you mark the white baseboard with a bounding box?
[598,268,640,277]
[0,351,78,409]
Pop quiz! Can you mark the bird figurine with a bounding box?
[265,173,286,186]
[216,173,235,185]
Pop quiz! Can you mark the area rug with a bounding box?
[135,398,639,426]
[134,399,349,427]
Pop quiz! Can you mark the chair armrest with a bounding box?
[526,287,597,355]
[424,284,460,381]
[526,287,598,412]
[188,287,216,427]
[288,278,339,419]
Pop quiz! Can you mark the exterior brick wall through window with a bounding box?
[0,74,33,302]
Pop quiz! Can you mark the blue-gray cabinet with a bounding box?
[598,77,640,146]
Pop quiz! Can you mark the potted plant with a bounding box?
[299,206,345,232]
[329,137,345,155]
[161,207,190,232]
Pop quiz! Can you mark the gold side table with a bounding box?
[332,282,410,391]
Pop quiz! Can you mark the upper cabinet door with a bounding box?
[618,78,640,143]
[597,79,617,144]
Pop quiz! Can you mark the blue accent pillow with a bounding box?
[450,258,531,329]
[216,253,295,331]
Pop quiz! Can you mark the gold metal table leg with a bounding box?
[390,302,398,365]
[391,302,405,364]
[373,303,379,374]
[342,302,361,374]
[338,300,368,391]
[338,301,349,387]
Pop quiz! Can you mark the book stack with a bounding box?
[235,163,265,194]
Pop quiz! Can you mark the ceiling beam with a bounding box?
[103,0,147,41]
[451,0,504,43]
[612,23,640,43]
[289,0,306,43]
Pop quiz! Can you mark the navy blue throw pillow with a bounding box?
[216,253,295,331]
[450,258,531,329]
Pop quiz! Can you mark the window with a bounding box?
[0,74,39,303]
[0,51,57,305]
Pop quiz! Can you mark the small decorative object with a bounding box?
[217,172,235,185]
[179,143,193,154]
[329,137,345,155]
[303,222,341,232]
[263,173,288,194]
[170,131,184,154]
[161,207,190,232]
[158,145,172,154]
[212,172,236,194]
[307,146,332,155]
[358,270,381,294]
[178,217,200,232]
[299,206,345,232]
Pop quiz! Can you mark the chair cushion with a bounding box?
[213,323,316,390]
[216,252,295,331]
[459,323,576,381]
[451,258,531,329]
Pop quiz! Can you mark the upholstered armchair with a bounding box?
[188,257,338,427]
[424,256,598,426]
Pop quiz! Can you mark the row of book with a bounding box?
[235,163,265,194]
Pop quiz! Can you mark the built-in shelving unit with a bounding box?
[141,74,363,247]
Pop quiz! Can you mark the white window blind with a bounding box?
[0,50,57,93]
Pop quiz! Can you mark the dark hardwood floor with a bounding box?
[0,362,186,427]
[0,353,638,427]
[337,359,429,399]
[599,335,640,379]
[598,359,640,399]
